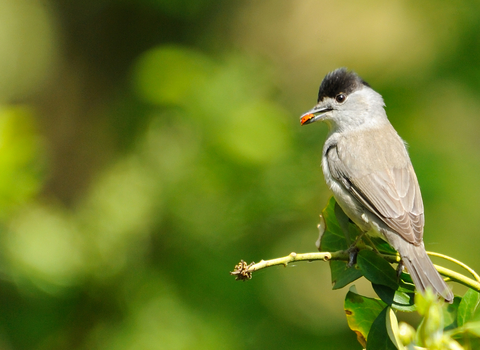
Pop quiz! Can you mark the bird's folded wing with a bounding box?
[327,144,424,245]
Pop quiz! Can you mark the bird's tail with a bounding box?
[399,242,453,303]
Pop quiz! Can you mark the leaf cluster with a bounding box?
[321,197,480,349]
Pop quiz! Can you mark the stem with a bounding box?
[230,250,398,280]
[434,264,480,292]
[231,250,480,293]
[427,251,480,282]
[230,252,344,281]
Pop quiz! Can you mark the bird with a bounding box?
[300,68,453,303]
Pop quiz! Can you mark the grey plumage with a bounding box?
[301,68,453,302]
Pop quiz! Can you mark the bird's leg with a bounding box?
[345,232,364,267]
[396,260,405,281]
[346,246,359,267]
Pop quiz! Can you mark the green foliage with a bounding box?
[4,1,480,349]
[357,250,399,290]
[372,283,416,313]
[457,289,480,327]
[344,288,387,347]
[366,307,399,350]
[321,197,480,349]
[320,197,363,289]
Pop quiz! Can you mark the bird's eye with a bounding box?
[335,93,346,103]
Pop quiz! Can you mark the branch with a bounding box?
[230,250,480,293]
[230,250,398,280]
[427,251,480,282]
[434,264,480,292]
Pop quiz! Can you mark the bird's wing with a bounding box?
[326,130,424,244]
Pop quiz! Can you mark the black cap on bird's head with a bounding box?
[317,68,369,103]
[300,68,371,126]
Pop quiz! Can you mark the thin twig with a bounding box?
[434,264,480,292]
[230,250,480,293]
[427,251,480,282]
[230,250,398,280]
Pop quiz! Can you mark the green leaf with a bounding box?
[320,197,350,252]
[385,307,405,349]
[334,201,351,244]
[372,283,416,312]
[348,222,363,246]
[344,288,387,348]
[462,321,480,337]
[357,249,399,290]
[368,237,397,255]
[398,273,415,291]
[366,307,398,350]
[458,289,480,327]
[330,260,363,290]
[415,290,444,347]
[320,197,364,288]
[443,296,461,331]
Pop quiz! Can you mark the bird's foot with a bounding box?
[346,246,359,268]
[396,260,405,280]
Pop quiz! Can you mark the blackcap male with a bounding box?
[300,68,453,302]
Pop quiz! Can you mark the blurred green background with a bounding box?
[0,0,479,349]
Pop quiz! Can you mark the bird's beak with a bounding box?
[300,106,332,125]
